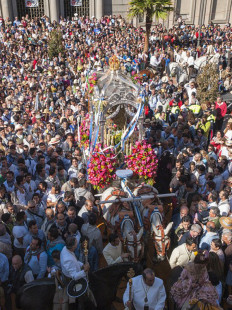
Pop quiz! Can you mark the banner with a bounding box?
[25,0,39,7]
[70,0,82,6]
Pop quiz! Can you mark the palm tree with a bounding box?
[128,0,173,53]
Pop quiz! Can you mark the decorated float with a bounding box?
[78,55,174,263]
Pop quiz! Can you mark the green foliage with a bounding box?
[128,0,173,52]
[196,63,219,104]
[128,0,173,21]
[48,30,65,59]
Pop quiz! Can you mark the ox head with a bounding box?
[152,222,173,261]
[169,63,178,77]
[125,227,144,262]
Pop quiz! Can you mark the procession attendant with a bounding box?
[123,268,166,310]
[169,237,197,269]
[60,236,89,281]
[103,233,130,265]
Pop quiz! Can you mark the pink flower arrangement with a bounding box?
[125,140,158,185]
[79,115,90,149]
[88,145,118,190]
[87,72,98,94]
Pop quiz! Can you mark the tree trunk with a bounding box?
[144,14,152,54]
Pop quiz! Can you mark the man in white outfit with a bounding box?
[60,236,89,281]
[103,233,129,265]
[123,268,166,310]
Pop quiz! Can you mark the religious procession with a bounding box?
[0,1,232,310]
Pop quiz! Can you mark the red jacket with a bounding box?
[215,101,227,119]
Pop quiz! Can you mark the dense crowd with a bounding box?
[0,13,231,310]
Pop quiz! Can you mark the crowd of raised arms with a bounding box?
[0,13,232,310]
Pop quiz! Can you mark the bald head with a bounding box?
[206,221,216,232]
[180,206,189,218]
[46,208,54,219]
[12,255,23,270]
[143,268,155,286]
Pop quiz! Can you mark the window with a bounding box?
[210,0,228,21]
[17,0,44,20]
[64,0,90,19]
[138,13,144,23]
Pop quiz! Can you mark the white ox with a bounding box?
[194,54,219,70]
[100,186,144,261]
[169,62,188,84]
[133,184,173,261]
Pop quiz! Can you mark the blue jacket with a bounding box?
[75,244,98,272]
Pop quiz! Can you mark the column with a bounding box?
[1,0,13,20]
[49,0,59,22]
[44,0,50,17]
[95,0,103,20]
[11,0,18,20]
[59,0,65,18]
[89,0,95,19]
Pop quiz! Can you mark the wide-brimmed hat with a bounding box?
[12,107,20,112]
[49,137,60,145]
[220,217,232,229]
[42,109,50,114]
[15,124,23,131]
[226,140,232,147]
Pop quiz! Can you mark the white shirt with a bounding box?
[103,242,123,265]
[24,180,37,201]
[218,199,230,216]
[60,246,86,280]
[184,83,197,104]
[123,275,166,310]
[150,55,161,67]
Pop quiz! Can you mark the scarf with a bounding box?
[25,248,44,264]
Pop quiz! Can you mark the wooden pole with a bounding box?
[127,268,135,310]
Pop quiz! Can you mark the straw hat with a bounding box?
[226,141,232,147]
[220,217,232,229]
[42,109,50,114]
[12,107,20,112]
[49,137,60,145]
[15,124,23,131]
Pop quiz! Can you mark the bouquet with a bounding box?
[88,145,118,190]
[125,140,158,185]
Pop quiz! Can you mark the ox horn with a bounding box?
[164,222,173,235]
[137,227,144,240]
[152,223,160,236]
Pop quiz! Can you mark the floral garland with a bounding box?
[125,140,158,185]
[88,144,118,190]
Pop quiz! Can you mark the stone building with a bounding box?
[0,0,231,27]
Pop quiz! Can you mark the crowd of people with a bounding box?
[0,12,231,310]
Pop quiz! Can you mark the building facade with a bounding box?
[0,0,231,27]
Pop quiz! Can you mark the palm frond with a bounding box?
[128,0,173,19]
